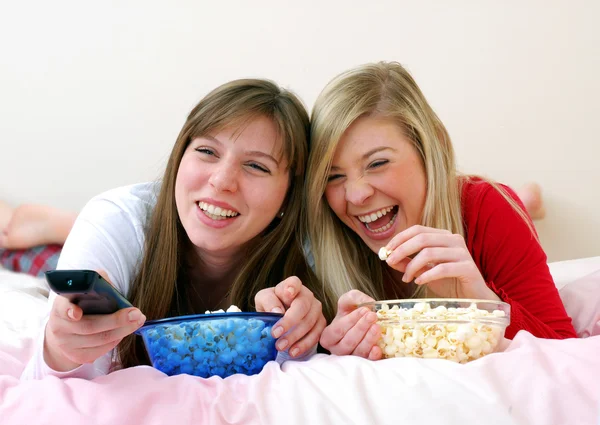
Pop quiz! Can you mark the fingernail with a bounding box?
[67,309,75,320]
[290,348,300,357]
[286,286,295,297]
[402,274,409,283]
[271,307,284,314]
[277,339,289,350]
[415,278,422,285]
[137,314,146,326]
[272,326,284,338]
[128,310,141,323]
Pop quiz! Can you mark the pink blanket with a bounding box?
[1,332,599,425]
[1,265,600,425]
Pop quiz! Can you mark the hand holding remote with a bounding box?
[43,270,146,372]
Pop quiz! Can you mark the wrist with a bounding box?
[43,328,81,372]
[466,283,501,301]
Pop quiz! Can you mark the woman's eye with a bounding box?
[327,174,343,182]
[195,147,216,156]
[369,159,388,169]
[247,163,271,174]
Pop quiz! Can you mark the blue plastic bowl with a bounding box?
[135,312,283,378]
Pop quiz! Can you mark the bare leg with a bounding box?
[0,204,77,249]
[516,183,546,220]
[0,201,13,232]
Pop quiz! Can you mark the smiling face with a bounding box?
[175,115,290,259]
[324,115,427,253]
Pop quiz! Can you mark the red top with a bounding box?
[461,178,576,339]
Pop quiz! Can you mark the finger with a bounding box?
[386,225,451,252]
[271,287,313,339]
[351,323,381,358]
[320,307,371,348]
[333,310,380,355]
[277,302,322,353]
[386,257,411,275]
[402,247,464,282]
[72,308,145,336]
[367,344,383,361]
[255,289,286,314]
[386,231,458,265]
[414,261,468,285]
[52,295,83,322]
[68,317,144,349]
[407,265,431,282]
[337,290,376,316]
[68,305,83,321]
[274,276,302,307]
[66,339,123,365]
[286,315,327,358]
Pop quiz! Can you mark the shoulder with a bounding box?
[58,182,161,292]
[79,181,160,229]
[87,181,160,215]
[461,176,527,225]
[460,176,541,266]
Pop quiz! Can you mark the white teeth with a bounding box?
[198,202,239,219]
[358,207,394,223]
[366,213,397,233]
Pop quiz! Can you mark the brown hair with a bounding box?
[118,79,332,369]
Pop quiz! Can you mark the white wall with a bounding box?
[1,0,598,262]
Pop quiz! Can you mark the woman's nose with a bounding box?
[344,178,374,206]
[209,161,239,193]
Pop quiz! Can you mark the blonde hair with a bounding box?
[306,61,533,306]
[119,79,332,369]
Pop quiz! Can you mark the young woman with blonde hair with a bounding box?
[22,78,329,379]
[306,62,576,360]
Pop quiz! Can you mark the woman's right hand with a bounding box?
[43,274,146,372]
[319,290,383,360]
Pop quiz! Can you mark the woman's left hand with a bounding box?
[255,276,327,358]
[384,225,500,300]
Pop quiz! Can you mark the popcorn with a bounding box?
[141,305,278,378]
[378,246,392,261]
[204,304,243,314]
[375,302,508,364]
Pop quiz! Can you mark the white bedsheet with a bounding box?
[1,260,599,425]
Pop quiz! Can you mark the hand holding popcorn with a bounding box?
[320,290,383,360]
[382,225,501,301]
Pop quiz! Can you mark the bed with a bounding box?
[1,257,599,425]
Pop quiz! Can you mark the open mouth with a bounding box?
[357,205,398,233]
[198,201,240,221]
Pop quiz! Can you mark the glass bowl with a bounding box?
[359,299,511,364]
[135,312,283,378]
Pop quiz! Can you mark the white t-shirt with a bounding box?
[21,182,159,380]
[21,181,313,380]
